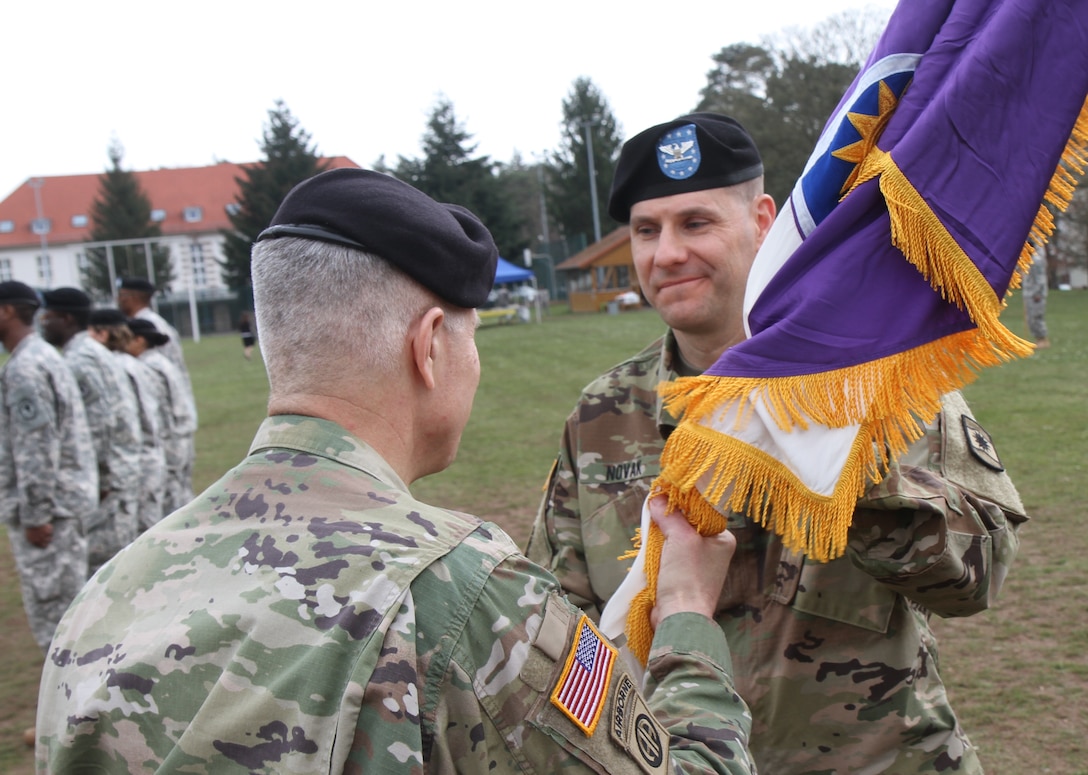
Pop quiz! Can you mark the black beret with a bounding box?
[89,308,128,327]
[0,281,41,308]
[256,168,499,308]
[117,277,155,294]
[608,113,763,223]
[42,287,92,312]
[126,317,170,347]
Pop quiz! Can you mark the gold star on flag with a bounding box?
[832,79,902,195]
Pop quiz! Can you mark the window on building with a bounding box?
[37,254,52,284]
[225,203,241,216]
[191,242,207,287]
[0,220,13,233]
[76,251,89,271]
[71,214,89,228]
[183,206,203,223]
[151,209,166,222]
[0,258,12,281]
[31,218,51,235]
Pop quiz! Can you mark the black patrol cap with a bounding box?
[127,317,169,347]
[608,112,764,223]
[88,308,128,327]
[256,168,499,309]
[42,287,92,312]
[0,281,41,309]
[118,277,155,294]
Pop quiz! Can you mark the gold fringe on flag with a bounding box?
[623,97,1088,667]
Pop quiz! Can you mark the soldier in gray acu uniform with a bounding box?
[40,288,143,575]
[37,169,758,774]
[0,281,97,653]
[528,113,1030,775]
[88,308,167,531]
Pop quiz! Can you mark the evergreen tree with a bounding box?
[220,100,328,292]
[393,97,522,259]
[82,139,174,297]
[696,10,887,206]
[545,77,623,246]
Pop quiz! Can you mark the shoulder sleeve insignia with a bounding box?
[961,415,1004,472]
[550,614,616,736]
[610,673,670,775]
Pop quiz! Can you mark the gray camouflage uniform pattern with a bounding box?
[527,331,1029,775]
[62,331,142,572]
[140,347,195,515]
[0,334,97,651]
[116,351,166,530]
[1022,253,1049,341]
[37,415,756,774]
[134,306,197,422]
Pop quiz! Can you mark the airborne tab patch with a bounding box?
[551,615,616,735]
[610,674,669,775]
[961,415,1004,471]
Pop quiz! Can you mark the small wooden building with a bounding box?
[555,227,641,313]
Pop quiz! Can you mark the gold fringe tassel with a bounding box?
[624,99,1088,665]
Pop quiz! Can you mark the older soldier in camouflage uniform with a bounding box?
[125,317,196,516]
[527,113,1030,775]
[0,281,97,653]
[37,168,759,774]
[88,308,167,531]
[40,288,143,575]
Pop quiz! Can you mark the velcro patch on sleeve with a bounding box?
[550,615,616,735]
[609,673,670,775]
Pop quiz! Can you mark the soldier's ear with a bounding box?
[408,306,445,391]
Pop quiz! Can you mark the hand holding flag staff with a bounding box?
[600,0,1088,665]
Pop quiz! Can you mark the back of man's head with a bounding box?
[251,168,498,396]
[608,113,764,223]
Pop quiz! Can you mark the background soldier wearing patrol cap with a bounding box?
[40,288,143,575]
[124,316,196,516]
[88,308,168,531]
[527,112,1029,774]
[0,281,97,653]
[37,168,758,773]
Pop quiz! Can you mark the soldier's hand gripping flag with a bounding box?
[601,0,1088,665]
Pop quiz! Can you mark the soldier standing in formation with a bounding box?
[39,288,142,576]
[36,169,759,774]
[124,317,196,515]
[88,308,167,531]
[528,113,1029,774]
[0,281,97,652]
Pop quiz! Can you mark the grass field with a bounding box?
[1,292,1085,772]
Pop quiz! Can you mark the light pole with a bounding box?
[581,117,602,244]
[29,177,49,270]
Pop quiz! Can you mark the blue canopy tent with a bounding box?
[494,256,534,284]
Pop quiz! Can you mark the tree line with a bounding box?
[82,7,1087,298]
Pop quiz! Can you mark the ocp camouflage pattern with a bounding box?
[38,415,756,774]
[528,331,1029,775]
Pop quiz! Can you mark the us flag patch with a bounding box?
[551,614,616,735]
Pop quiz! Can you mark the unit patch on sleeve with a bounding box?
[961,415,1004,471]
[550,614,616,735]
[609,673,669,775]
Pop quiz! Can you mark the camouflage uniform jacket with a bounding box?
[527,332,1029,775]
[37,415,757,774]
[139,347,196,469]
[62,332,142,497]
[116,351,166,527]
[134,306,196,423]
[0,333,98,528]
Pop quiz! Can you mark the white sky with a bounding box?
[1,0,895,199]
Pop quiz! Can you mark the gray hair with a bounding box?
[252,237,474,397]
